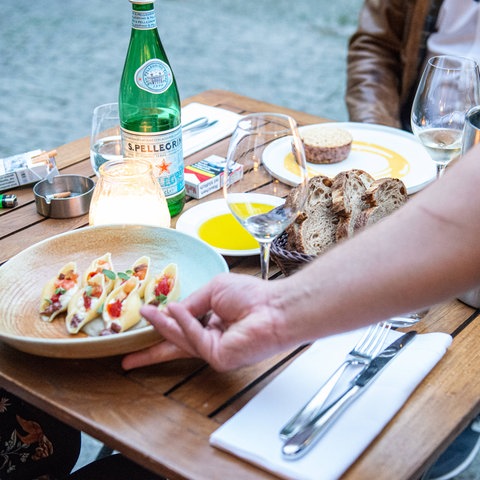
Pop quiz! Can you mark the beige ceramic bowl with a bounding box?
[0,225,228,358]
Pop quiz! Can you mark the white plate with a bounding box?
[263,122,437,194]
[176,196,283,256]
[176,199,259,256]
[0,225,228,358]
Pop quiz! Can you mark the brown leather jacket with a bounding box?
[346,0,443,130]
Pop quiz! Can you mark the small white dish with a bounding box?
[176,199,260,256]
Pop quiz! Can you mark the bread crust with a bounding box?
[302,126,353,164]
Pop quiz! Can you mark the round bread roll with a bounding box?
[301,126,353,164]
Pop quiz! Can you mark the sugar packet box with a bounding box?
[184,154,243,199]
[0,150,59,193]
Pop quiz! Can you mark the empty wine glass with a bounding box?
[223,113,309,280]
[411,55,480,179]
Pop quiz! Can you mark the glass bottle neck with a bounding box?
[131,2,154,10]
[131,2,156,29]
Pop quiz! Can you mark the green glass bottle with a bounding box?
[119,0,185,217]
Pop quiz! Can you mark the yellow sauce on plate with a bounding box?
[198,203,275,251]
[284,141,410,179]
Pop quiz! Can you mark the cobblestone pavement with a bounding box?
[1,0,361,157]
[1,1,479,478]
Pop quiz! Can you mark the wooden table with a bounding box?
[1,90,480,479]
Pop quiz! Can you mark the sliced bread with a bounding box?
[285,175,338,255]
[354,178,408,230]
[331,169,375,241]
[283,171,407,258]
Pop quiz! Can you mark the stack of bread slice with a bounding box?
[285,169,408,256]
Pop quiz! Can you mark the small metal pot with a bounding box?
[33,175,95,218]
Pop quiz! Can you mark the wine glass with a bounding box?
[223,113,309,280]
[411,55,480,179]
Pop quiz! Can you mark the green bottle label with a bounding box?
[134,59,173,94]
[132,10,156,30]
[121,125,184,198]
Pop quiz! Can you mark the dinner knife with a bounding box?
[281,331,417,460]
[182,117,219,135]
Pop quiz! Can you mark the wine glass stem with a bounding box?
[259,241,272,280]
[436,163,447,179]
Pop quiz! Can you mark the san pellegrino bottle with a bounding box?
[119,0,185,216]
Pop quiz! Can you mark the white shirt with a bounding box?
[427,0,480,65]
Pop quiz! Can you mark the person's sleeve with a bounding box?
[346,0,406,128]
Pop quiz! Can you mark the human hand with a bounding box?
[122,272,288,372]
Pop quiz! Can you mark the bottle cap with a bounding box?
[129,0,155,3]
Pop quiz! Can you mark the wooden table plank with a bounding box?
[0,217,89,264]
[169,350,298,416]
[190,90,327,126]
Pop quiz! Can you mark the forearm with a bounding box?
[124,148,480,372]
[271,148,480,346]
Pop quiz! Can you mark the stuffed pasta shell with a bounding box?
[114,256,151,298]
[144,263,180,309]
[82,252,115,294]
[66,273,107,334]
[39,262,80,322]
[102,276,142,333]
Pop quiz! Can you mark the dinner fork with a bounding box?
[279,321,391,441]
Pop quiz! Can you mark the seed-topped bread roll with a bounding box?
[301,126,353,164]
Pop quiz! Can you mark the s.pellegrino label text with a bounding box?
[121,125,184,199]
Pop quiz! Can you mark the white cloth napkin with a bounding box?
[181,103,242,157]
[210,328,452,480]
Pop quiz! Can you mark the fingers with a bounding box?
[140,304,197,356]
[179,273,229,318]
[168,302,222,368]
[122,274,234,371]
[122,303,218,370]
[122,341,191,370]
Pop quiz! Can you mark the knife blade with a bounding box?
[282,331,417,460]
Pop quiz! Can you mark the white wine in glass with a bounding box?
[223,113,309,280]
[411,55,480,178]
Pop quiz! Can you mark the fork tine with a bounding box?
[353,321,391,356]
[353,323,378,351]
[369,321,391,356]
